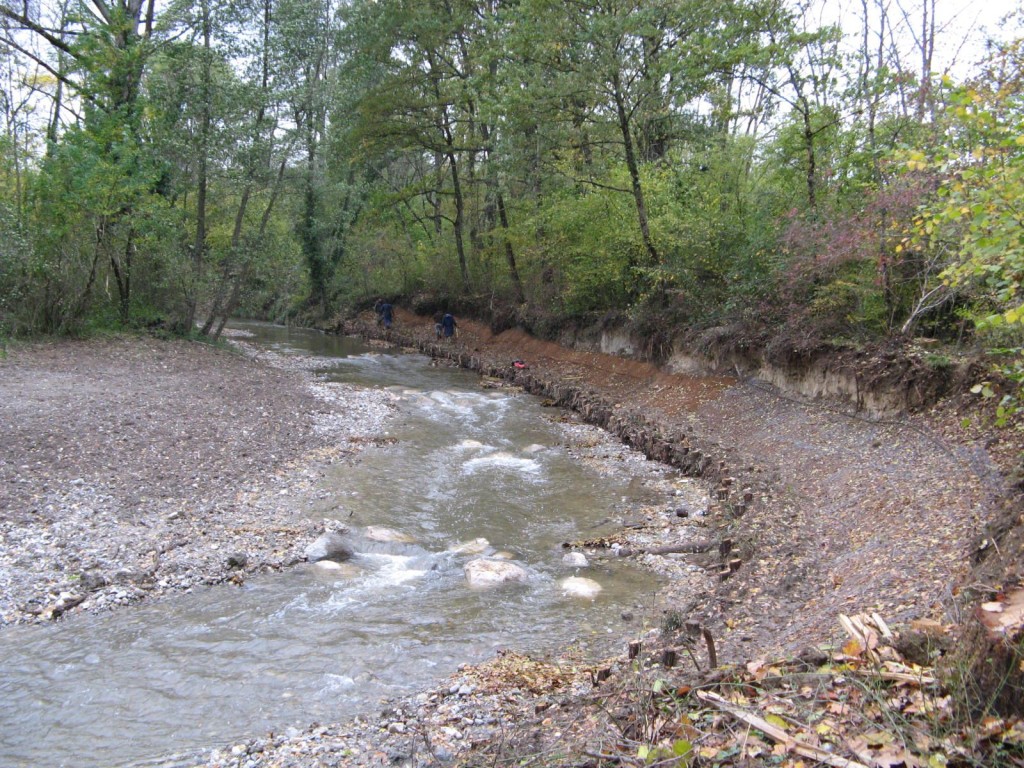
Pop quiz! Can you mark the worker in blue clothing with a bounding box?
[378,301,394,329]
[441,312,457,341]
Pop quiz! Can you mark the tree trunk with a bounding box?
[447,148,471,292]
[497,191,524,304]
[187,0,212,332]
[612,71,659,267]
[802,102,817,211]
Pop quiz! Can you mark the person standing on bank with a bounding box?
[378,300,394,330]
[441,312,457,341]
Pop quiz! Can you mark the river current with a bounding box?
[0,323,673,767]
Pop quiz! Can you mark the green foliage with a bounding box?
[902,44,1024,420]
[3,0,1020,360]
[526,183,638,314]
[0,201,32,337]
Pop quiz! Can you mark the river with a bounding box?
[0,323,679,767]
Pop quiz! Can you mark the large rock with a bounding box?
[312,560,362,578]
[560,576,602,600]
[562,551,589,568]
[464,558,528,588]
[305,532,355,563]
[448,537,490,555]
[364,526,415,544]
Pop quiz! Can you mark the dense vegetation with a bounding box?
[0,0,1021,365]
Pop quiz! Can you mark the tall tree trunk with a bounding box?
[801,99,817,211]
[612,72,659,267]
[212,156,289,341]
[187,0,212,332]
[496,191,524,304]
[447,147,471,292]
[479,120,523,303]
[202,0,274,337]
[431,59,470,291]
[110,224,133,325]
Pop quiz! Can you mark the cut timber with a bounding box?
[696,690,869,768]
[614,540,721,557]
[703,627,718,670]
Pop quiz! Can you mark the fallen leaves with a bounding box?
[614,613,1024,768]
[978,587,1024,638]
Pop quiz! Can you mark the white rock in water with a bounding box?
[305,531,354,563]
[364,526,415,543]
[448,537,490,555]
[313,561,361,578]
[562,551,589,568]
[464,558,528,588]
[456,439,485,450]
[522,444,546,454]
[560,576,603,600]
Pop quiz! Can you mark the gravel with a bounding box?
[0,334,398,626]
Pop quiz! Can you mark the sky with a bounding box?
[817,0,1023,79]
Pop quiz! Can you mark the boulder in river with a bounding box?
[560,576,602,600]
[448,537,490,555]
[305,532,355,563]
[464,558,528,588]
[312,560,362,578]
[562,551,589,568]
[364,526,416,544]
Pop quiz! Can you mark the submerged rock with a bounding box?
[562,551,589,568]
[304,532,355,563]
[464,558,528,588]
[560,576,602,600]
[364,526,415,544]
[449,537,490,555]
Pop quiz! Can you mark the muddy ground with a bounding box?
[0,319,1013,767]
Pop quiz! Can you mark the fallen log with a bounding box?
[613,540,721,557]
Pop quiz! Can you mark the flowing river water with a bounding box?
[0,323,679,767]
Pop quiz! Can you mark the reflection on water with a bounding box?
[0,322,668,768]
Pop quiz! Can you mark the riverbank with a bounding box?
[0,332,397,625]
[0,329,713,767]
